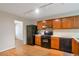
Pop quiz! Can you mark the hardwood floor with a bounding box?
[0,39,75,56]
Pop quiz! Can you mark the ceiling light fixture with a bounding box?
[24,3,53,15]
[35,8,39,14]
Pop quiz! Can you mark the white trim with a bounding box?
[0,46,15,52]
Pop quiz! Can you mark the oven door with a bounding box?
[41,37,51,48]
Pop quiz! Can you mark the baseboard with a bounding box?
[0,46,15,52]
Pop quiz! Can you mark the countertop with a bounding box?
[35,34,41,36]
[72,37,79,42]
[35,34,79,42]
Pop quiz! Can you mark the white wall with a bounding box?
[0,11,15,52]
[16,19,34,44]
[0,11,33,52]
[53,29,79,38]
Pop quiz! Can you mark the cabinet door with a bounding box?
[53,18,62,29]
[72,38,79,55]
[46,20,53,28]
[51,37,59,49]
[35,35,41,46]
[62,16,74,29]
[74,16,79,28]
[37,20,53,29]
[37,21,45,30]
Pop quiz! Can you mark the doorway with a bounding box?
[14,20,24,55]
[15,20,23,41]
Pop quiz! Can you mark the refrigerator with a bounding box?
[27,25,37,45]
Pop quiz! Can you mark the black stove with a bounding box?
[41,35,51,48]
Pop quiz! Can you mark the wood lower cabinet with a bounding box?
[62,16,74,29]
[53,18,62,29]
[72,38,79,55]
[35,35,79,55]
[35,35,41,46]
[51,37,59,49]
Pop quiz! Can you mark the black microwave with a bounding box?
[44,30,53,35]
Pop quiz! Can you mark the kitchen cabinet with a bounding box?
[62,16,74,29]
[72,38,79,55]
[46,20,53,28]
[37,21,45,30]
[35,35,79,55]
[59,38,72,53]
[53,18,62,29]
[35,35,41,46]
[37,15,79,29]
[37,20,53,30]
[51,37,59,49]
[74,16,79,28]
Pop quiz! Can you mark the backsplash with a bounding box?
[37,29,53,35]
[37,30,45,35]
[53,29,79,38]
[37,29,79,38]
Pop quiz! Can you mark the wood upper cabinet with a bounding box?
[72,38,79,55]
[37,20,53,30]
[45,20,53,28]
[37,16,79,29]
[35,35,41,46]
[53,18,62,29]
[62,16,74,29]
[74,16,79,28]
[37,21,44,30]
[51,37,59,49]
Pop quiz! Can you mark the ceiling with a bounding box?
[0,3,79,20]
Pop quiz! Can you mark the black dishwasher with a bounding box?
[59,38,72,53]
[41,35,51,48]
